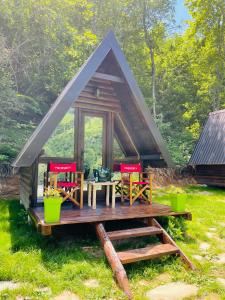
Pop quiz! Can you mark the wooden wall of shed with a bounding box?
[19,160,38,209]
[194,165,225,187]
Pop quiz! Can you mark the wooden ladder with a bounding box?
[95,218,195,299]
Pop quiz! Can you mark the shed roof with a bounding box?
[12,31,173,168]
[189,109,225,165]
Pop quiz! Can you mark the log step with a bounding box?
[117,243,179,264]
[107,226,163,241]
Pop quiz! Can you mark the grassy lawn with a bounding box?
[0,185,225,299]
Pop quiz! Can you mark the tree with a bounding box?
[131,0,175,118]
[0,0,97,162]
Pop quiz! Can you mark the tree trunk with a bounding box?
[149,46,156,119]
[142,1,157,120]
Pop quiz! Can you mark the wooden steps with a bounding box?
[117,243,178,264]
[107,226,162,240]
[95,219,195,299]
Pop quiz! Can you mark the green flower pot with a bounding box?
[44,197,62,223]
[171,194,186,212]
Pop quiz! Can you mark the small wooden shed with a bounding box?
[189,109,225,187]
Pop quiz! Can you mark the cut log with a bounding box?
[117,243,178,264]
[107,226,163,240]
[95,223,132,299]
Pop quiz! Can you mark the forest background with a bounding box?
[0,0,224,166]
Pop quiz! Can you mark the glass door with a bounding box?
[83,115,104,179]
[78,111,107,180]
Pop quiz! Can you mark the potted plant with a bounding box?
[169,186,186,212]
[44,188,63,223]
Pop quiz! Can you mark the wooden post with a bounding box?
[129,173,132,206]
[112,183,116,208]
[88,182,92,207]
[92,185,97,209]
[149,174,153,204]
[106,185,110,206]
[80,172,84,209]
[40,225,52,236]
[95,223,133,299]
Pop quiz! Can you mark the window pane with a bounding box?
[43,108,74,157]
[113,137,125,159]
[84,116,103,177]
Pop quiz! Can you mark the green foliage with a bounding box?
[44,189,61,198]
[166,217,187,241]
[0,1,97,163]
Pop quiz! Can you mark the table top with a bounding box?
[88,181,117,186]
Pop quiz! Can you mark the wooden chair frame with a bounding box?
[120,170,153,206]
[44,163,84,209]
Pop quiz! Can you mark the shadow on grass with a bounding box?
[7,200,104,271]
[7,199,196,276]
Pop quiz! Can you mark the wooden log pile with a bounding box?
[146,167,196,188]
[0,175,19,199]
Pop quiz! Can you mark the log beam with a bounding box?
[93,72,124,83]
[95,223,132,299]
[40,225,52,236]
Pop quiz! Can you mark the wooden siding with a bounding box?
[19,167,33,209]
[74,76,138,159]
[195,165,225,187]
[19,160,38,208]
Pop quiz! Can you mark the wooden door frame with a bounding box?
[74,107,114,172]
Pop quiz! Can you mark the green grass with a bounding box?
[0,185,225,299]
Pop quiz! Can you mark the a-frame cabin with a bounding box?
[12,31,193,298]
[13,31,174,207]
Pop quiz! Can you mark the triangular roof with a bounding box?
[13,31,173,168]
[189,109,225,165]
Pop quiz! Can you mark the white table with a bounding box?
[87,181,116,209]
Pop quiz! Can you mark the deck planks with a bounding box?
[30,201,191,228]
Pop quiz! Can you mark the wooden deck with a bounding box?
[29,201,191,235]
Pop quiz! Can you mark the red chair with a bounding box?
[120,163,152,206]
[45,162,84,208]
